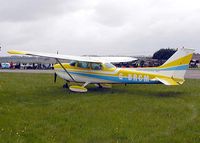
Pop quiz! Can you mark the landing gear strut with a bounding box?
[95,83,112,89]
[63,82,69,89]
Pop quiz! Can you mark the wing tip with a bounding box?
[7,50,27,55]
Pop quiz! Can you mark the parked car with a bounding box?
[1,63,10,69]
[20,63,33,69]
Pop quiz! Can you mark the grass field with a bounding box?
[0,73,200,143]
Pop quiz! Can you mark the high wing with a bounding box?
[7,50,137,63]
[93,56,137,63]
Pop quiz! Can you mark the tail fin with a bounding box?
[158,48,194,82]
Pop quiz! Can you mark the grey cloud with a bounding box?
[0,0,200,56]
[93,1,130,27]
[0,0,85,22]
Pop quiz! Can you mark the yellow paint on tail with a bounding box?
[159,54,193,68]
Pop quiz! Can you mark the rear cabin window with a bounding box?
[77,62,90,69]
[69,61,76,66]
[91,63,102,70]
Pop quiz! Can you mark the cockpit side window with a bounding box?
[77,61,90,69]
[91,63,102,70]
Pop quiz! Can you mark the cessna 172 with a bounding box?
[8,48,194,92]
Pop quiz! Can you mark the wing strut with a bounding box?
[55,58,75,82]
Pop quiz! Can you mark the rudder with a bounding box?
[158,48,194,80]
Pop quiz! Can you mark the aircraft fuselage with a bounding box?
[54,63,161,84]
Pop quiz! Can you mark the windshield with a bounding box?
[104,63,116,69]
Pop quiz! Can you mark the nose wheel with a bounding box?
[69,82,89,93]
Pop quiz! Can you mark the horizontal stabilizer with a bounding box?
[155,77,179,85]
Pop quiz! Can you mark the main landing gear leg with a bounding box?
[95,83,112,89]
[63,82,69,89]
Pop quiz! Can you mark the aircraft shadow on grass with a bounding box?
[60,85,184,98]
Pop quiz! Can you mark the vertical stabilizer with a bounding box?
[158,48,194,81]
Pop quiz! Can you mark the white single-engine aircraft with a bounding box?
[8,48,194,92]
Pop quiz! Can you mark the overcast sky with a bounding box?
[0,0,200,56]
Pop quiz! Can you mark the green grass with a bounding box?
[189,67,200,70]
[0,73,200,143]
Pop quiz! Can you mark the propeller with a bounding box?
[54,73,57,83]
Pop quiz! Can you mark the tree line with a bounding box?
[152,48,177,60]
